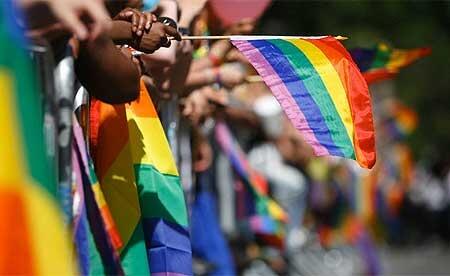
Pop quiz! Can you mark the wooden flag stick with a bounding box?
[175,35,348,41]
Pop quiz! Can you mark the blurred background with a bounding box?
[260,0,450,161]
[253,1,450,275]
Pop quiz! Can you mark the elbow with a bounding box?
[117,78,140,103]
[88,74,140,104]
[102,75,140,104]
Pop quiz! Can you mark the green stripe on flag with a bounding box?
[269,39,355,158]
[134,164,188,227]
[370,44,392,69]
[120,221,150,276]
[0,8,57,197]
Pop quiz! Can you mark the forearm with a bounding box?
[146,0,178,65]
[222,106,261,129]
[75,34,140,104]
[184,68,217,92]
[168,46,193,96]
[107,20,134,44]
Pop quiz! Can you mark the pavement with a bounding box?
[379,242,450,276]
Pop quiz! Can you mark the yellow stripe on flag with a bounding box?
[0,70,26,183]
[101,143,141,250]
[1,70,77,275]
[288,39,355,147]
[126,109,179,177]
[26,183,78,275]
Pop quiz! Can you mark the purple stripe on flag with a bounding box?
[250,215,277,234]
[143,218,192,276]
[231,40,329,156]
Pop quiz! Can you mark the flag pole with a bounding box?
[175,35,348,41]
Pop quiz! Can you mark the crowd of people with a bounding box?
[1,0,449,275]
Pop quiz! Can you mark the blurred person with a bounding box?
[248,95,313,253]
[22,0,180,105]
[76,0,181,104]
[23,0,182,103]
[17,0,111,40]
[183,15,256,94]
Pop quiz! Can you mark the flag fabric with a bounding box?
[72,144,91,275]
[215,121,288,246]
[231,36,376,169]
[73,117,124,275]
[0,1,76,273]
[90,80,192,275]
[350,43,431,84]
[1,0,57,197]
[90,97,148,275]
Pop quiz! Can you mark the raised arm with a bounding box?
[75,33,140,104]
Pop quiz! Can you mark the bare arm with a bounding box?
[107,20,134,44]
[75,33,140,104]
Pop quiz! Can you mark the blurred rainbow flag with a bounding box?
[350,43,431,84]
[215,121,288,247]
[91,81,192,275]
[73,118,124,275]
[388,101,418,138]
[232,36,376,169]
[0,1,76,274]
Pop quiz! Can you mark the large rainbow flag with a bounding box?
[0,1,76,274]
[350,43,431,84]
[231,36,376,169]
[90,81,192,275]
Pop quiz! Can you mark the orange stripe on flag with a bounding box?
[94,103,130,180]
[0,188,35,275]
[127,80,158,118]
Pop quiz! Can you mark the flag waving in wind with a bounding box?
[231,36,376,169]
[350,43,431,84]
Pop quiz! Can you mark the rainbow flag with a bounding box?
[73,117,124,275]
[231,36,376,169]
[0,1,76,273]
[91,81,192,275]
[386,101,418,138]
[90,99,147,275]
[215,121,287,246]
[350,43,431,84]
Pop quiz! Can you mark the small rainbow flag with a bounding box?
[231,36,376,169]
[389,101,418,137]
[215,121,287,247]
[350,43,431,84]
